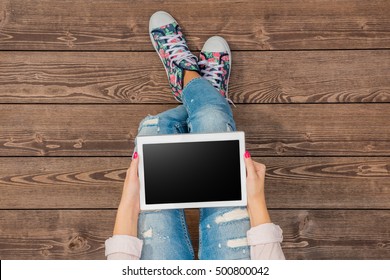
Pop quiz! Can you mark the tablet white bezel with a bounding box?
[136,131,247,210]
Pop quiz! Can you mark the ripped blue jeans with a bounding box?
[136,77,250,259]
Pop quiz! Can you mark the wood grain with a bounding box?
[263,157,390,209]
[0,157,389,209]
[1,51,389,104]
[277,210,390,260]
[0,210,388,259]
[0,0,389,51]
[1,104,390,156]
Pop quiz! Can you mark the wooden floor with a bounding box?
[1,0,390,260]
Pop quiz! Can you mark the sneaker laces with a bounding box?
[160,34,197,69]
[198,60,223,88]
[198,60,235,106]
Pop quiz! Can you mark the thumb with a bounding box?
[128,152,139,178]
[244,151,256,178]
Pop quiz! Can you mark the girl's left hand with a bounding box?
[119,152,140,212]
[113,152,140,236]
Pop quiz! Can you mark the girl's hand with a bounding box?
[119,152,140,212]
[244,151,266,200]
[113,152,140,236]
[244,151,271,227]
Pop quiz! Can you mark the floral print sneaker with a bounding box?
[198,36,233,104]
[149,11,200,102]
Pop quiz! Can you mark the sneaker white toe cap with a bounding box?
[201,36,231,53]
[149,11,176,32]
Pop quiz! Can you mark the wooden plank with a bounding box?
[1,51,389,104]
[1,104,390,156]
[0,210,388,259]
[0,157,125,209]
[263,157,390,209]
[277,210,390,260]
[1,157,389,209]
[1,0,389,50]
[0,210,115,260]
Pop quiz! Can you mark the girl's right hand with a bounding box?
[244,151,271,227]
[244,151,266,200]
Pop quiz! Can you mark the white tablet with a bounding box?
[136,131,247,210]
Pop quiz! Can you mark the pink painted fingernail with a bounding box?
[133,152,138,159]
[244,151,251,158]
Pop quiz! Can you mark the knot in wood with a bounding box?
[35,133,44,143]
[73,139,84,149]
[68,235,86,251]
[305,132,312,142]
[275,142,286,155]
[357,164,370,174]
[363,144,374,152]
[299,214,310,232]
[41,249,50,257]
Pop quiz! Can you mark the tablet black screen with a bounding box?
[143,140,242,205]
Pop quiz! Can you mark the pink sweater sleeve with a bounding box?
[247,223,285,260]
[105,235,143,260]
